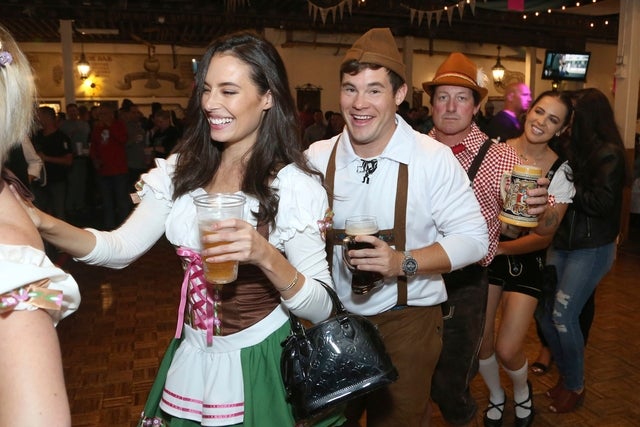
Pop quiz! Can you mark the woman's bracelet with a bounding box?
[276,270,299,292]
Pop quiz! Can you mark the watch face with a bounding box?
[403,255,418,275]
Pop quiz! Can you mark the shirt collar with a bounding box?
[335,114,413,170]
[428,122,489,158]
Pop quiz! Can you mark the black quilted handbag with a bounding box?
[280,281,398,422]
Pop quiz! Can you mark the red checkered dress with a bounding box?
[429,123,518,266]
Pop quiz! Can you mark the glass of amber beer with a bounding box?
[342,215,384,295]
[194,193,246,284]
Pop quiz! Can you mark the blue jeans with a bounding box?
[537,243,616,391]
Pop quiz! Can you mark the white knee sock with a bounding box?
[479,354,505,420]
[504,361,532,419]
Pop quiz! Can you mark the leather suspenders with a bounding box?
[323,138,409,306]
[467,138,494,183]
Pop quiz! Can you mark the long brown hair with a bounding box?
[568,88,630,188]
[172,30,322,227]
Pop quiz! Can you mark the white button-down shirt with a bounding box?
[306,116,488,315]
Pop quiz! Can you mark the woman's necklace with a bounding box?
[517,141,548,166]
[518,151,546,165]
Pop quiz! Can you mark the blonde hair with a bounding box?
[0,25,36,166]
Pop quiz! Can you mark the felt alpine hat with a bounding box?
[342,28,406,83]
[422,52,488,101]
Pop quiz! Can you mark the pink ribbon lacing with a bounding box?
[0,279,63,314]
[175,247,221,346]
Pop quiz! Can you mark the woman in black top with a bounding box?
[538,88,630,413]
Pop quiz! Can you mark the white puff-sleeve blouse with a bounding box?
[77,155,334,323]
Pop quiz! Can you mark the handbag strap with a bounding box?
[324,136,409,306]
[286,280,346,335]
[317,280,346,314]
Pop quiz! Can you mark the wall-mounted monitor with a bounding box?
[541,51,591,82]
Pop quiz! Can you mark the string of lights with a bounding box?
[404,0,612,30]
[518,0,612,30]
[307,1,613,31]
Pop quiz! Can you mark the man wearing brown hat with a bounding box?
[422,53,550,426]
[306,29,489,426]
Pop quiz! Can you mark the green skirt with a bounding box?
[137,322,345,427]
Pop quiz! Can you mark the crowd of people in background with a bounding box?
[7,98,185,236]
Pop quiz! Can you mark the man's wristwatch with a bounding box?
[401,251,418,277]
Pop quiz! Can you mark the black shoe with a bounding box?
[514,380,535,427]
[482,397,504,427]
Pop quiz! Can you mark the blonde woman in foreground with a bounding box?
[0,25,80,426]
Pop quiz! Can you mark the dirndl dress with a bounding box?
[138,247,344,427]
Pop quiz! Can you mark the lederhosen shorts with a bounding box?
[488,235,546,300]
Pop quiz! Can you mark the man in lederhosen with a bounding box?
[423,53,552,426]
[305,28,489,427]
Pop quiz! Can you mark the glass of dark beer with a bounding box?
[342,215,384,295]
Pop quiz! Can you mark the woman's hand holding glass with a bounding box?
[199,218,273,282]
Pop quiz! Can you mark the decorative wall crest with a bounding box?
[116,47,190,91]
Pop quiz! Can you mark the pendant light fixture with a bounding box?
[491,46,505,87]
[76,39,90,80]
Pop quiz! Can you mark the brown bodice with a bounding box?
[210,263,281,335]
[176,221,281,341]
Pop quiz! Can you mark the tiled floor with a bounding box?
[57,228,640,426]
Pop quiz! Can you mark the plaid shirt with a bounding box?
[429,123,519,266]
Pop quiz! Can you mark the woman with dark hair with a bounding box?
[538,88,629,414]
[15,31,343,427]
[478,91,575,427]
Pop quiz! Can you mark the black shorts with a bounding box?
[488,238,546,299]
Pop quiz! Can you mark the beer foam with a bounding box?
[345,221,378,236]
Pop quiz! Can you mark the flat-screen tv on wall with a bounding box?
[541,51,591,82]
